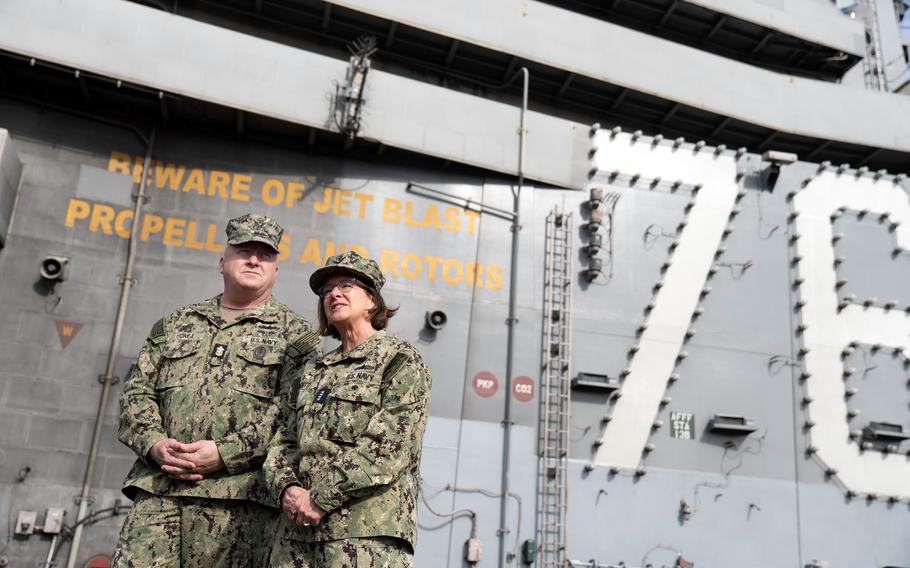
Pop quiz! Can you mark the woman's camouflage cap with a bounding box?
[309,251,385,294]
[225,213,283,253]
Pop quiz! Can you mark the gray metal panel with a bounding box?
[329,0,910,154]
[683,178,794,357]
[444,422,536,568]
[0,0,588,189]
[567,173,800,479]
[841,349,910,432]
[417,417,462,567]
[834,213,910,306]
[3,101,910,567]
[641,344,798,480]
[0,129,23,246]
[567,461,801,567]
[568,181,691,336]
[797,480,910,567]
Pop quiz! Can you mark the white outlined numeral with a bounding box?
[590,133,738,468]
[793,172,910,498]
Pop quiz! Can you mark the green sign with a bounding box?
[670,411,695,440]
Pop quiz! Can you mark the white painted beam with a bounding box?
[686,0,864,57]
[0,0,590,189]
[329,0,910,155]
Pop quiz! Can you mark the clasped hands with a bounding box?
[149,438,225,481]
[281,485,326,526]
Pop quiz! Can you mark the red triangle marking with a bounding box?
[54,320,84,349]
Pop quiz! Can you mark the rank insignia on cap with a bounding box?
[225,213,284,253]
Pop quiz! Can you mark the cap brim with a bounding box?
[226,236,280,254]
[309,265,376,295]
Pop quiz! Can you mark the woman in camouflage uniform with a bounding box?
[265,251,432,567]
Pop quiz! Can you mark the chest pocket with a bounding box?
[157,340,203,389]
[321,373,382,444]
[234,341,284,398]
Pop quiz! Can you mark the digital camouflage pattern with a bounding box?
[118,295,321,505]
[309,251,386,293]
[264,330,432,554]
[268,536,413,568]
[225,212,284,253]
[111,490,277,568]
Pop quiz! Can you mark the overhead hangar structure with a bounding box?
[0,1,909,568]
[2,0,910,181]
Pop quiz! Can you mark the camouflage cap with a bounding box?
[225,213,284,253]
[309,251,385,294]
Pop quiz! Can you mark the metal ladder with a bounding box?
[537,208,573,568]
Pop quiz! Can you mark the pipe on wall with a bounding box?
[498,66,528,568]
[65,124,158,568]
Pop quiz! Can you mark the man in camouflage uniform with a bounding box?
[264,252,433,567]
[113,213,321,567]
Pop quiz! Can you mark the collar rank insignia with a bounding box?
[314,387,330,405]
[210,343,228,366]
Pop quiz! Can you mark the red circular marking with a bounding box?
[84,556,111,568]
[471,371,498,398]
[512,376,535,402]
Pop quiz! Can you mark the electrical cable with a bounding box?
[420,483,523,560]
[756,173,780,240]
[715,260,753,280]
[597,192,621,282]
[0,467,31,559]
[48,505,128,565]
[686,428,766,517]
[856,345,879,379]
[418,488,477,538]
[44,293,63,313]
[567,560,629,568]
[642,224,675,250]
[768,354,800,376]
[571,425,592,443]
[640,543,682,568]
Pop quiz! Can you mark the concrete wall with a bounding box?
[0,123,143,567]
[0,96,543,566]
[0,129,22,247]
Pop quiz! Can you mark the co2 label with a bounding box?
[512,376,535,402]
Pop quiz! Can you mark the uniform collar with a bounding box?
[192,295,281,327]
[321,330,385,366]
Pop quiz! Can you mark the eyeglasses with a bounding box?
[318,278,364,298]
